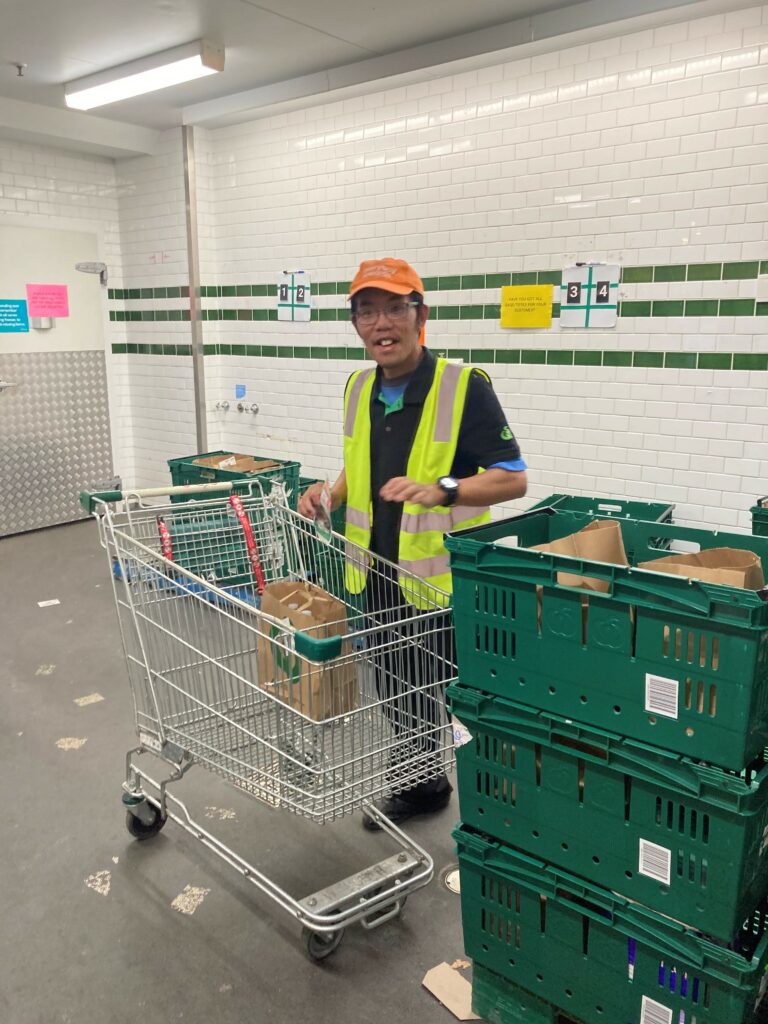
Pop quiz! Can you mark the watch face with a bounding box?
[439,477,459,504]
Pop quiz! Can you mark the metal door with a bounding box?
[0,350,115,536]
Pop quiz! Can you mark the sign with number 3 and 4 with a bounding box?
[560,264,619,328]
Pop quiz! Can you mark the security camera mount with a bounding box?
[75,261,108,286]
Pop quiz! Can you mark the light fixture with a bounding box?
[64,40,224,111]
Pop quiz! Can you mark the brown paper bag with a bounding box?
[531,519,629,592]
[257,580,357,719]
[638,547,765,590]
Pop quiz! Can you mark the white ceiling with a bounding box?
[0,0,582,129]
[0,0,736,156]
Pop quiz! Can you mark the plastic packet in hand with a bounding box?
[314,478,333,545]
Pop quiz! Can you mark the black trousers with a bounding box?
[364,571,454,802]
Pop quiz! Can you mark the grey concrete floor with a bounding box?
[1,518,467,1024]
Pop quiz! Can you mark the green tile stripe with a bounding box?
[110,296,765,322]
[107,261,767,302]
[111,343,192,355]
[111,343,768,370]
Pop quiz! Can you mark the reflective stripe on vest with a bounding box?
[400,504,491,534]
[343,357,491,607]
[344,368,375,438]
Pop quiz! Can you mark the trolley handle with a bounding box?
[79,479,268,515]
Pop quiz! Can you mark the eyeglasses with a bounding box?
[353,300,419,326]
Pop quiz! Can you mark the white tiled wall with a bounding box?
[195,3,768,529]
[11,4,766,524]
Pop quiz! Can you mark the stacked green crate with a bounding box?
[445,498,768,1024]
[751,496,768,537]
[455,828,768,1024]
[168,450,301,508]
[529,492,674,524]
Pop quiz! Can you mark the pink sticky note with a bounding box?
[26,284,70,318]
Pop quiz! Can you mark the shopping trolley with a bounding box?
[81,479,455,959]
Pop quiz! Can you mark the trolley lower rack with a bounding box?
[122,742,432,960]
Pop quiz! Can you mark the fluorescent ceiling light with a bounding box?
[64,40,224,110]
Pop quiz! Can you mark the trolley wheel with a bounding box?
[125,805,166,840]
[302,926,344,961]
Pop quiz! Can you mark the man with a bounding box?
[298,257,527,828]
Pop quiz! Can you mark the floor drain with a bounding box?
[441,864,461,894]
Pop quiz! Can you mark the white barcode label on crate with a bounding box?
[640,995,673,1024]
[645,673,679,719]
[639,839,672,885]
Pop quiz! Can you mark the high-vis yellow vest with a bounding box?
[343,358,491,608]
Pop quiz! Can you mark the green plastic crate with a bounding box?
[454,825,768,1024]
[446,507,768,771]
[168,450,300,508]
[156,497,288,588]
[472,963,579,1024]
[448,683,768,942]
[530,493,675,524]
[751,497,768,538]
[160,512,256,586]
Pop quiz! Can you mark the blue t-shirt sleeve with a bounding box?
[489,458,528,472]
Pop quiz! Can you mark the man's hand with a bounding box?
[298,482,323,518]
[379,476,446,508]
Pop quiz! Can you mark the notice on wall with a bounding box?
[26,284,70,318]
[500,285,553,328]
[277,271,311,322]
[560,264,619,328]
[0,299,30,332]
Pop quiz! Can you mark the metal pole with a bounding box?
[182,124,207,452]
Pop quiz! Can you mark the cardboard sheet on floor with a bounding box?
[422,962,481,1021]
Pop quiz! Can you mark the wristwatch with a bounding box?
[438,476,459,506]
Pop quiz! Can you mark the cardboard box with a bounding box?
[638,547,765,590]
[257,580,357,720]
[530,519,629,592]
[193,453,280,475]
[422,963,480,1021]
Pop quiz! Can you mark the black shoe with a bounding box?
[362,787,452,832]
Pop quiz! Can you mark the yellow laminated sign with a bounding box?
[500,284,553,329]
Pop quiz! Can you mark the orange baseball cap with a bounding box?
[348,257,424,299]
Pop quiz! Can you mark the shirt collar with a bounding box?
[373,347,436,405]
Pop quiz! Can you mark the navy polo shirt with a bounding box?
[346,348,526,564]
